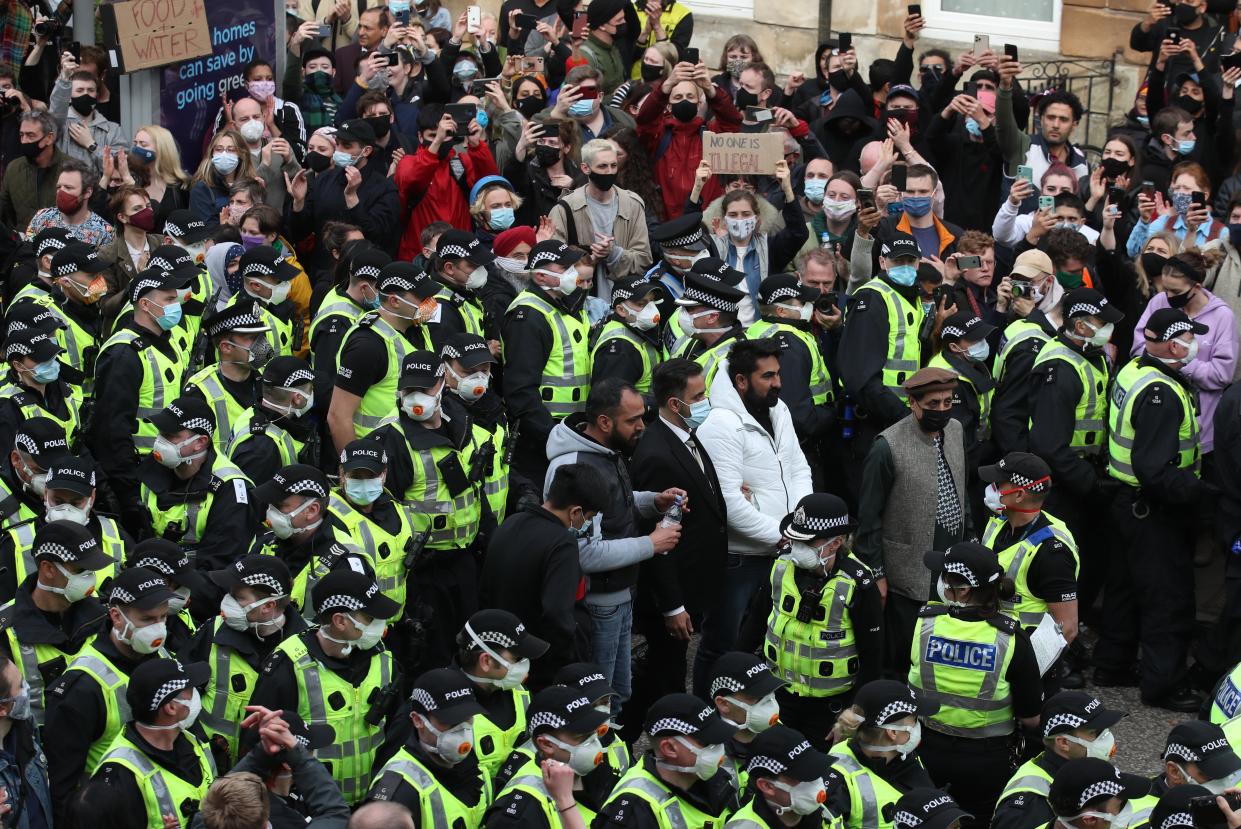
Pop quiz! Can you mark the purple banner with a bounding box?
[159,0,276,171]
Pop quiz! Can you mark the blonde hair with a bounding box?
[137,124,191,188]
[193,128,256,188]
[581,138,619,167]
[1136,231,1181,299]
[469,184,524,223]
[200,772,269,829]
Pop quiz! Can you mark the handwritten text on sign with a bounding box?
[701,131,783,175]
[112,0,212,72]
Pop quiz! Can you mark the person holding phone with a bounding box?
[49,50,128,176]
[634,0,693,56]
[1127,163,1223,258]
[575,0,639,95]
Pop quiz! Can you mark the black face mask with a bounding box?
[19,139,43,160]
[70,94,95,117]
[612,23,629,38]
[515,96,545,119]
[827,69,850,91]
[534,145,561,167]
[670,100,698,123]
[305,150,332,172]
[640,63,664,82]
[1176,94,1203,116]
[365,116,391,140]
[1173,2,1199,25]
[1167,286,1195,308]
[1100,157,1130,180]
[917,407,952,433]
[734,88,759,109]
[1141,251,1168,277]
[588,171,616,191]
[920,66,944,89]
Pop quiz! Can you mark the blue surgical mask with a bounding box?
[1171,191,1193,215]
[1178,138,1196,156]
[677,397,712,430]
[333,150,357,167]
[964,117,982,138]
[344,477,384,505]
[888,264,918,286]
[476,109,490,129]
[489,207,515,231]
[967,339,990,362]
[453,62,478,81]
[147,298,183,330]
[1137,115,1150,127]
[32,358,61,383]
[819,88,833,107]
[568,100,595,118]
[131,145,156,163]
[803,178,827,203]
[903,196,933,217]
[887,202,905,217]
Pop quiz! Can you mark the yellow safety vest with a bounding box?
[13,283,94,377]
[980,514,1079,629]
[828,740,906,829]
[633,0,691,53]
[226,291,300,357]
[275,633,394,804]
[337,312,433,438]
[327,492,414,617]
[505,291,591,418]
[999,755,1053,803]
[851,280,924,403]
[602,762,732,829]
[96,730,216,829]
[474,688,530,782]
[2,616,84,728]
[1106,360,1200,485]
[140,457,250,547]
[6,516,126,590]
[764,557,859,698]
[225,407,305,470]
[198,618,265,765]
[184,365,252,452]
[592,319,666,394]
[470,421,510,523]
[497,755,599,825]
[390,420,483,551]
[1210,662,1241,734]
[0,379,84,450]
[995,319,1051,385]
[96,328,187,453]
[748,318,834,405]
[928,352,992,439]
[435,285,486,338]
[1030,340,1108,455]
[371,746,493,827]
[310,287,367,346]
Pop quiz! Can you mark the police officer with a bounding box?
[553,662,631,777]
[1026,287,1122,615]
[93,268,192,535]
[370,351,486,674]
[725,725,845,829]
[309,246,390,380]
[0,455,129,599]
[109,246,209,357]
[670,259,748,389]
[744,493,881,747]
[185,555,305,768]
[991,250,1061,456]
[127,538,207,653]
[977,452,1080,688]
[366,667,492,821]
[47,242,111,385]
[1141,785,1212,829]
[1209,662,1241,750]
[1145,720,1241,817]
[591,273,667,396]
[594,693,739,828]
[827,680,938,829]
[993,692,1127,829]
[328,262,438,450]
[1094,307,1209,712]
[0,326,83,455]
[227,356,319,484]
[160,210,213,266]
[92,657,215,829]
[890,789,973,829]
[747,273,836,444]
[484,683,616,827]
[9,227,73,319]
[183,302,273,452]
[0,521,109,726]
[430,229,495,341]
[456,610,549,783]
[228,245,302,358]
[137,396,256,574]
[909,542,1042,827]
[44,567,174,822]
[1046,759,1151,829]
[645,211,709,330]
[708,651,784,790]
[249,568,400,805]
[502,240,593,485]
[2,417,71,532]
[928,311,996,474]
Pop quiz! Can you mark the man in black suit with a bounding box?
[629,358,729,707]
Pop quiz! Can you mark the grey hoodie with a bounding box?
[544,414,659,606]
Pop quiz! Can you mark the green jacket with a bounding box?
[0,149,69,231]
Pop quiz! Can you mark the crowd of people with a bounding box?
[3,0,1241,826]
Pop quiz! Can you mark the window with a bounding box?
[685,0,754,19]
[918,0,1061,52]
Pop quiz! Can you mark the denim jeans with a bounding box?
[586,597,633,712]
[692,553,772,696]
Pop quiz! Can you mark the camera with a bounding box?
[815,293,839,313]
[33,17,61,37]
[1010,279,1034,299]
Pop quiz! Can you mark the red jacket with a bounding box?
[394,142,498,259]
[636,84,743,220]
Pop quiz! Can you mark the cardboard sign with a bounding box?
[702,131,783,175]
[110,0,212,72]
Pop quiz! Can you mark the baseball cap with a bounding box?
[209,554,293,598]
[527,685,610,737]
[1039,691,1126,739]
[923,541,1003,588]
[853,680,939,729]
[32,520,111,570]
[254,464,331,506]
[1147,784,1212,829]
[676,264,746,314]
[126,658,210,720]
[978,452,1053,495]
[4,326,62,363]
[441,332,496,371]
[340,440,388,474]
[529,240,585,271]
[1163,720,1241,780]
[44,456,95,497]
[163,209,212,244]
[1062,288,1124,323]
[891,789,973,829]
[311,568,400,620]
[468,175,514,205]
[780,493,856,541]
[555,663,617,703]
[5,301,66,336]
[266,710,336,751]
[127,538,207,593]
[436,229,496,266]
[204,301,271,339]
[746,725,830,782]
[462,608,550,660]
[880,233,919,261]
[408,667,487,727]
[1048,758,1150,818]
[50,242,107,277]
[261,356,315,390]
[107,566,177,610]
[644,693,737,744]
[146,396,216,438]
[651,212,707,251]
[939,311,996,344]
[33,227,73,260]
[610,272,663,306]
[14,417,70,465]
[758,273,819,307]
[399,350,445,391]
[1144,307,1209,343]
[708,651,784,701]
[147,245,201,281]
[377,262,437,297]
[1011,249,1054,280]
[349,248,392,282]
[128,266,188,305]
[337,117,378,146]
[239,246,299,284]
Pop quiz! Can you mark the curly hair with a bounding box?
[602,125,664,221]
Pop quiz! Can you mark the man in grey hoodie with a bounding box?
[544,377,686,712]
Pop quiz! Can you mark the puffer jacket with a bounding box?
[695,357,813,555]
[544,414,659,601]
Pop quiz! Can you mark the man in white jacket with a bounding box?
[696,338,814,677]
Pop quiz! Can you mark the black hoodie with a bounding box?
[813,89,878,170]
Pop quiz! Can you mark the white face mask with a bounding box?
[117,612,167,654]
[422,716,475,764]
[664,736,726,780]
[1066,802,1133,829]
[248,278,291,306]
[239,119,266,143]
[770,777,828,816]
[263,390,313,419]
[347,613,386,649]
[936,576,968,608]
[464,265,488,291]
[221,593,286,634]
[788,539,836,572]
[401,389,441,421]
[545,732,605,776]
[19,461,47,497]
[775,302,814,323]
[983,483,1005,514]
[465,622,531,690]
[666,249,709,274]
[166,586,191,614]
[2,680,32,721]
[886,720,922,757]
[725,216,758,240]
[447,365,490,400]
[535,267,579,296]
[147,688,202,731]
[265,498,321,540]
[152,435,206,468]
[46,498,91,526]
[1064,728,1116,761]
[623,300,661,331]
[1078,319,1113,347]
[38,562,96,602]
[726,692,780,733]
[678,308,729,337]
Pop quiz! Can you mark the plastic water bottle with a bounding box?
[842,397,856,441]
[660,495,684,528]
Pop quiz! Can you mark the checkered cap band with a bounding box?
[473,630,517,650]
[1068,302,1104,318]
[439,244,473,259]
[894,811,923,828]
[208,309,264,337]
[440,340,489,360]
[791,507,851,533]
[681,285,737,313]
[747,755,788,775]
[184,417,214,435]
[279,369,316,388]
[765,285,803,304]
[379,275,422,294]
[1042,712,1087,736]
[1077,780,1124,810]
[14,434,37,455]
[874,700,917,725]
[529,711,568,731]
[133,556,175,575]
[33,542,72,562]
[36,236,68,256]
[150,677,189,712]
[1164,743,1200,762]
[1007,471,1050,493]
[149,254,184,272]
[110,587,136,604]
[53,251,98,277]
[662,228,704,248]
[411,688,437,711]
[942,325,967,339]
[131,275,169,300]
[285,478,327,498]
[294,733,311,749]
[709,676,745,696]
[613,279,656,301]
[317,594,363,612]
[5,322,27,335]
[241,572,286,594]
[353,265,382,280]
[1159,812,1195,829]
[242,261,277,277]
[530,247,569,268]
[1159,321,1195,341]
[650,717,697,735]
[5,341,32,357]
[165,218,205,237]
[944,560,979,587]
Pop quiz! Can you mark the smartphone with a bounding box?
[572,11,587,37]
[318,22,332,38]
[1017,164,1035,184]
[515,12,538,28]
[685,47,700,64]
[1039,195,1055,211]
[933,283,953,305]
[746,106,774,123]
[1159,0,1174,7]
[891,165,907,192]
[577,83,600,99]
[857,188,876,209]
[470,76,501,94]
[956,255,982,270]
[908,3,921,14]
[1168,28,1181,43]
[1189,792,1241,829]
[964,81,979,98]
[379,51,401,67]
[1224,52,1241,70]
[1192,190,1207,207]
[1107,185,1125,204]
[839,32,853,52]
[445,103,476,138]
[973,34,989,57]
[1141,180,1156,199]
[520,55,545,73]
[467,4,482,30]
[394,7,409,24]
[68,41,81,61]
[1004,43,1019,61]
